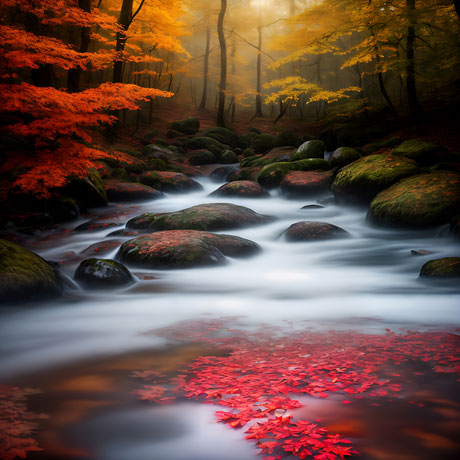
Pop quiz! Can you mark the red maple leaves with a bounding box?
[133,319,460,460]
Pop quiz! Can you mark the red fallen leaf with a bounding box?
[342,400,352,404]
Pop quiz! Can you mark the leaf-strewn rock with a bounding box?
[210,180,269,198]
[140,171,202,193]
[280,171,333,197]
[105,180,164,202]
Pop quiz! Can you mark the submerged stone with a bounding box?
[74,258,134,289]
[105,180,163,202]
[283,221,348,242]
[210,180,269,198]
[419,257,460,278]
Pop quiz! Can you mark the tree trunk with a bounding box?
[67,0,91,92]
[453,0,460,20]
[199,26,211,109]
[113,0,134,83]
[217,0,227,127]
[254,26,263,118]
[406,0,422,125]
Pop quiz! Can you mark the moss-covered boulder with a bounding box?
[241,147,293,168]
[0,239,61,303]
[169,117,200,135]
[74,220,119,232]
[105,180,164,202]
[393,139,444,165]
[283,221,348,242]
[74,258,134,289]
[291,140,325,161]
[368,172,460,227]
[210,180,269,198]
[330,147,361,168]
[274,131,299,147]
[140,171,202,193]
[64,169,108,209]
[280,171,333,197]
[202,127,239,148]
[419,257,460,278]
[126,203,274,231]
[228,167,262,182]
[117,230,260,269]
[185,137,227,156]
[220,150,239,164]
[332,153,419,203]
[362,137,400,155]
[189,149,217,165]
[241,147,255,158]
[252,134,277,154]
[209,165,239,182]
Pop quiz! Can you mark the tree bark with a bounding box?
[113,0,133,83]
[217,0,227,127]
[68,0,91,92]
[406,0,422,125]
[453,0,460,20]
[199,26,211,108]
[254,26,263,118]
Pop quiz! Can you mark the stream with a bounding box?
[1,176,459,460]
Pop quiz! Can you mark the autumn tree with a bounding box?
[217,0,227,126]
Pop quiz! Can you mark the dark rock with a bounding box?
[0,239,61,303]
[330,147,361,168]
[450,215,460,239]
[64,169,107,209]
[227,167,262,182]
[362,137,401,155]
[393,139,445,165]
[209,165,239,182]
[301,204,325,209]
[117,230,260,269]
[241,147,255,158]
[74,221,120,232]
[142,143,177,160]
[210,180,269,198]
[274,131,300,147]
[169,117,200,135]
[281,171,333,197]
[189,149,217,165]
[419,257,460,278]
[368,171,460,227]
[241,147,294,168]
[411,249,434,256]
[332,153,419,203]
[141,128,159,145]
[126,203,274,232]
[202,127,239,148]
[283,221,348,242]
[80,240,123,257]
[140,171,202,193]
[291,140,325,161]
[166,129,183,139]
[252,134,277,154]
[220,150,239,164]
[105,180,163,202]
[185,137,227,156]
[74,258,134,288]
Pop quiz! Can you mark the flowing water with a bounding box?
[1,177,459,460]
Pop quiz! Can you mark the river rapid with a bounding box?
[0,176,459,460]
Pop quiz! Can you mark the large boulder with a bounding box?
[280,171,333,197]
[105,180,164,202]
[74,258,134,289]
[368,171,460,227]
[362,137,401,155]
[0,239,61,303]
[210,180,269,198]
[202,127,239,148]
[252,134,277,154]
[117,230,260,269]
[220,150,239,164]
[64,169,107,209]
[140,171,202,193]
[126,203,274,231]
[185,137,227,156]
[291,140,325,161]
[419,257,460,278]
[392,139,445,165]
[329,147,361,168]
[189,149,217,165]
[169,117,200,135]
[332,153,419,203]
[80,240,123,257]
[283,221,348,242]
[274,130,300,148]
[228,167,262,182]
[241,147,293,168]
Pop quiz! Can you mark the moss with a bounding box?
[252,134,277,154]
[274,130,299,147]
[293,158,331,171]
[221,150,239,164]
[257,162,295,189]
[363,136,400,155]
[393,139,442,162]
[241,147,255,158]
[202,127,239,147]
[330,147,361,168]
[368,171,460,227]
[0,239,61,302]
[189,150,216,165]
[170,117,200,135]
[185,137,226,156]
[292,140,325,161]
[420,257,460,278]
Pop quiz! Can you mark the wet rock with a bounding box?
[252,134,277,154]
[280,171,333,197]
[117,230,260,269]
[74,220,120,232]
[74,258,134,288]
[283,221,348,242]
[202,127,240,148]
[189,149,217,165]
[64,169,107,209]
[126,203,274,232]
[185,137,227,156]
[228,167,262,182]
[332,153,419,203]
[291,140,325,161]
[80,240,123,257]
[411,249,434,256]
[210,180,269,198]
[393,139,445,165]
[368,171,460,227]
[140,171,202,193]
[301,204,325,209]
[105,180,164,202]
[330,147,361,168]
[209,165,239,182]
[169,117,200,135]
[419,257,460,278]
[0,239,61,303]
[241,147,294,168]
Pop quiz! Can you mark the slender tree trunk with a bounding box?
[378,72,396,113]
[406,0,422,125]
[199,26,211,109]
[217,0,227,127]
[113,0,133,83]
[68,0,91,92]
[254,26,263,118]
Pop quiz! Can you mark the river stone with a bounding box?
[291,140,325,161]
[228,167,262,182]
[80,240,123,257]
[209,165,239,182]
[332,153,419,203]
[283,221,348,242]
[252,134,277,154]
[202,127,239,148]
[281,171,333,197]
[185,137,227,156]
[140,171,203,193]
[169,117,200,135]
[419,257,460,278]
[393,139,444,165]
[220,150,239,164]
[105,180,164,202]
[330,147,361,168]
[117,230,260,269]
[64,169,107,209]
[241,147,294,168]
[126,203,274,231]
[368,172,460,227]
[74,220,120,232]
[74,258,134,288]
[189,149,217,165]
[210,181,269,198]
[0,239,61,303]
